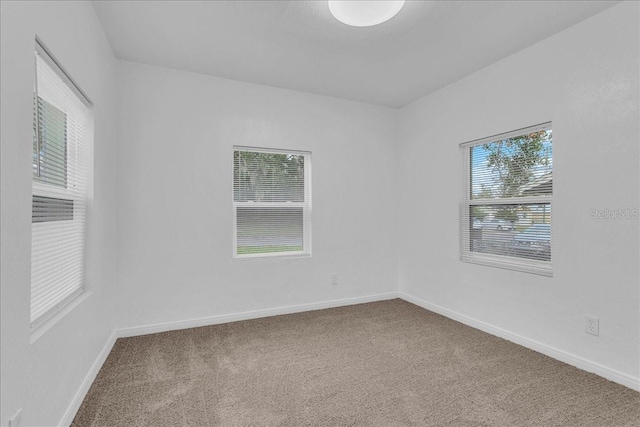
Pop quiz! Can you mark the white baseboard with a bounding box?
[116,292,399,338]
[59,329,118,426]
[399,292,640,392]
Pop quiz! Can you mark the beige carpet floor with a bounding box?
[72,299,640,426]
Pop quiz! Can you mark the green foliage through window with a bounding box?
[234,151,305,202]
[33,96,67,188]
[471,130,552,199]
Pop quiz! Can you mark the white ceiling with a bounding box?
[93,1,618,108]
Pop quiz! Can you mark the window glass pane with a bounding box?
[33,96,67,188]
[234,151,305,202]
[469,204,551,262]
[236,207,303,255]
[471,130,552,199]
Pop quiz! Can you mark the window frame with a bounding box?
[30,39,93,332]
[460,122,553,277]
[232,146,312,260]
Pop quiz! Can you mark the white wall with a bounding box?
[398,1,639,386]
[116,61,399,330]
[0,1,118,426]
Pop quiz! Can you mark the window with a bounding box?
[31,40,93,330]
[460,123,552,276]
[233,147,311,258]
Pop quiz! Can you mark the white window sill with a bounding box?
[233,252,312,261]
[30,289,91,343]
[461,253,553,277]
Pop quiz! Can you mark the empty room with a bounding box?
[1,1,639,426]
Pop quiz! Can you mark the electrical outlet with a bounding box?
[8,408,22,427]
[585,316,599,336]
[331,274,339,286]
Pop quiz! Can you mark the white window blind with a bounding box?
[460,123,552,276]
[31,40,93,329]
[233,147,311,258]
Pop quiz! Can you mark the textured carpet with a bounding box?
[72,299,640,426]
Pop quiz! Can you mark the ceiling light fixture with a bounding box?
[328,1,405,27]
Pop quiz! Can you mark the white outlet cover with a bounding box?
[585,316,599,336]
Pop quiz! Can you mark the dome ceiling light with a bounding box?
[328,1,405,27]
